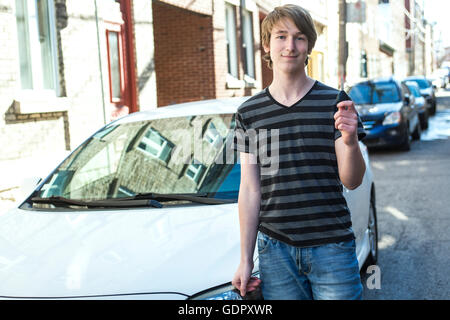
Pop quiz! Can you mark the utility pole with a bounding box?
[338,0,348,90]
[94,0,107,125]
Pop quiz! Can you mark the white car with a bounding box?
[0,98,377,300]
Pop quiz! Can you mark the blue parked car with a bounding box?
[404,76,437,115]
[403,80,429,130]
[348,77,421,151]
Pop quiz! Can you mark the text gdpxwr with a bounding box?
[177,303,273,318]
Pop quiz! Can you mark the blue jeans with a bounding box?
[257,232,363,300]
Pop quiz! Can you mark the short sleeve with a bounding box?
[334,90,366,141]
[232,111,257,155]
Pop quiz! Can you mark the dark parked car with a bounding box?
[403,76,437,115]
[403,80,429,130]
[348,77,421,151]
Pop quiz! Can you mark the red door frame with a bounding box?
[104,0,138,114]
[119,0,138,113]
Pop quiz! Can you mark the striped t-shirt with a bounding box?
[233,80,366,248]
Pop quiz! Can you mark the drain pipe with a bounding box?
[94,0,107,125]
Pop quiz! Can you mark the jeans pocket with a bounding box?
[328,239,356,251]
[257,232,271,255]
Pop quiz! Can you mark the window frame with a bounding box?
[225,3,239,80]
[241,8,255,80]
[185,159,206,183]
[105,22,126,106]
[137,127,175,163]
[203,121,222,148]
[15,0,60,95]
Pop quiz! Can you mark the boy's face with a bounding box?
[263,17,309,74]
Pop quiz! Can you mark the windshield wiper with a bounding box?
[30,193,233,209]
[111,192,234,205]
[30,196,164,209]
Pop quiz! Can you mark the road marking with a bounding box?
[378,234,396,250]
[384,206,409,221]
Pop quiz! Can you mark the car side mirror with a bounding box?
[404,95,410,105]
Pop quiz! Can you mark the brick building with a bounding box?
[0,0,338,162]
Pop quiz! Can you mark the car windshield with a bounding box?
[35,113,241,202]
[348,82,401,104]
[405,83,421,97]
[408,79,430,89]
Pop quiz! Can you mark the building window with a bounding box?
[225,3,238,79]
[360,50,368,78]
[241,9,255,79]
[117,186,135,197]
[138,128,174,163]
[185,159,206,183]
[106,29,123,103]
[15,0,59,93]
[203,121,222,148]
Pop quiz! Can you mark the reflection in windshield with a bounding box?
[408,79,430,89]
[405,83,421,98]
[36,114,241,202]
[349,82,401,104]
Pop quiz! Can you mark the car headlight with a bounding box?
[382,111,401,125]
[190,273,262,300]
[190,284,243,300]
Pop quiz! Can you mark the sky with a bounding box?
[423,0,450,48]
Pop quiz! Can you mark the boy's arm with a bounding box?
[334,100,366,190]
[231,152,262,296]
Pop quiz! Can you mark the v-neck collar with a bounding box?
[265,80,318,109]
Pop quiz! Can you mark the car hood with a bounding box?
[419,87,432,96]
[0,203,242,299]
[414,96,425,108]
[355,102,402,118]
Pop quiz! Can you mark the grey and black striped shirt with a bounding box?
[233,80,366,248]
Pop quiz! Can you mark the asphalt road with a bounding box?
[361,89,450,300]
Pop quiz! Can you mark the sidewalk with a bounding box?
[436,87,450,98]
[0,151,70,214]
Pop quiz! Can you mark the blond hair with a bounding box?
[261,4,317,69]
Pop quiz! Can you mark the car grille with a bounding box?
[363,121,377,130]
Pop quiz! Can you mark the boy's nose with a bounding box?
[285,37,296,51]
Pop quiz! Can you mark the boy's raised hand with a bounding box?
[334,100,359,147]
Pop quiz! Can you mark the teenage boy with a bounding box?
[231,4,366,300]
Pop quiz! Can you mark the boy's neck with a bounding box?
[268,69,315,106]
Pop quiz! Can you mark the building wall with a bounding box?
[157,0,213,15]
[134,0,157,111]
[60,0,109,146]
[391,0,407,78]
[213,0,264,99]
[413,0,425,75]
[1,0,436,163]
[0,0,160,161]
[152,1,216,106]
[345,0,408,86]
[0,0,73,161]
